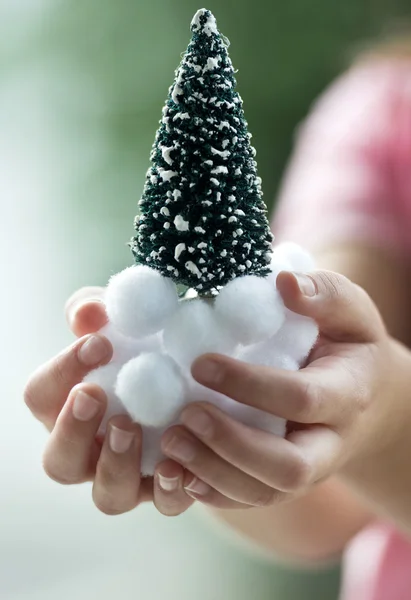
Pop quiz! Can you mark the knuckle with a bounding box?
[23,377,39,414]
[94,500,125,516]
[251,486,277,508]
[317,271,351,304]
[93,489,136,516]
[43,460,79,485]
[53,349,74,388]
[97,468,119,489]
[97,460,136,489]
[281,454,312,492]
[293,379,320,421]
[350,366,372,415]
[157,499,189,518]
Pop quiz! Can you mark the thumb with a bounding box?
[276,270,385,343]
[65,286,108,337]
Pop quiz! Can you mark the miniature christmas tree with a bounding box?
[131,8,273,294]
[82,8,318,476]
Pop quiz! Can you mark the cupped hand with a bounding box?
[161,270,395,509]
[24,287,193,517]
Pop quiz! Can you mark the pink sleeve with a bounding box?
[339,522,411,600]
[271,61,411,257]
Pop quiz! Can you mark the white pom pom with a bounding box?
[268,256,292,286]
[214,275,285,345]
[115,353,186,427]
[273,242,315,272]
[163,298,237,369]
[105,265,179,339]
[99,322,161,363]
[237,341,299,371]
[83,363,127,434]
[273,310,319,365]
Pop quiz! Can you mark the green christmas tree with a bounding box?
[131,8,273,294]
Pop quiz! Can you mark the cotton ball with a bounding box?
[268,255,293,286]
[214,275,285,345]
[105,265,179,339]
[273,310,319,365]
[237,340,300,371]
[273,242,315,273]
[99,322,161,364]
[163,298,237,369]
[187,375,232,411]
[83,363,127,435]
[115,353,186,428]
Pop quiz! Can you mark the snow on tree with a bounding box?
[131,8,273,294]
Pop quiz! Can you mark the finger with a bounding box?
[181,403,307,492]
[276,270,385,343]
[24,334,112,430]
[183,472,252,509]
[153,460,194,517]
[161,426,280,507]
[92,415,142,516]
[154,462,245,512]
[42,384,107,485]
[65,287,107,338]
[287,425,342,484]
[181,402,342,493]
[192,353,355,425]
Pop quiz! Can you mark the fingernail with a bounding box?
[78,335,109,366]
[293,273,317,297]
[192,358,224,385]
[182,408,213,437]
[164,436,196,463]
[158,474,180,492]
[185,477,211,497]
[109,426,135,454]
[67,298,105,329]
[72,391,100,421]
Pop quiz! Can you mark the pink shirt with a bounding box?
[273,58,411,256]
[271,58,411,600]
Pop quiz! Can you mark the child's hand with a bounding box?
[162,270,396,509]
[24,287,193,517]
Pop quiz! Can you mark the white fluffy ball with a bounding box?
[115,352,186,427]
[273,242,315,273]
[163,298,237,369]
[268,259,292,287]
[268,242,316,288]
[237,341,299,371]
[83,363,127,434]
[99,322,161,364]
[273,310,319,365]
[214,275,285,345]
[105,265,179,339]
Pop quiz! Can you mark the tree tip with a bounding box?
[190,8,218,36]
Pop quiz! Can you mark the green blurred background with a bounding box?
[1,1,410,598]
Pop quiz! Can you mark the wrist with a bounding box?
[338,339,411,525]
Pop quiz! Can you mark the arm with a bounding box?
[210,242,411,564]
[208,62,411,563]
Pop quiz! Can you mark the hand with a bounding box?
[24,287,193,517]
[161,270,397,509]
